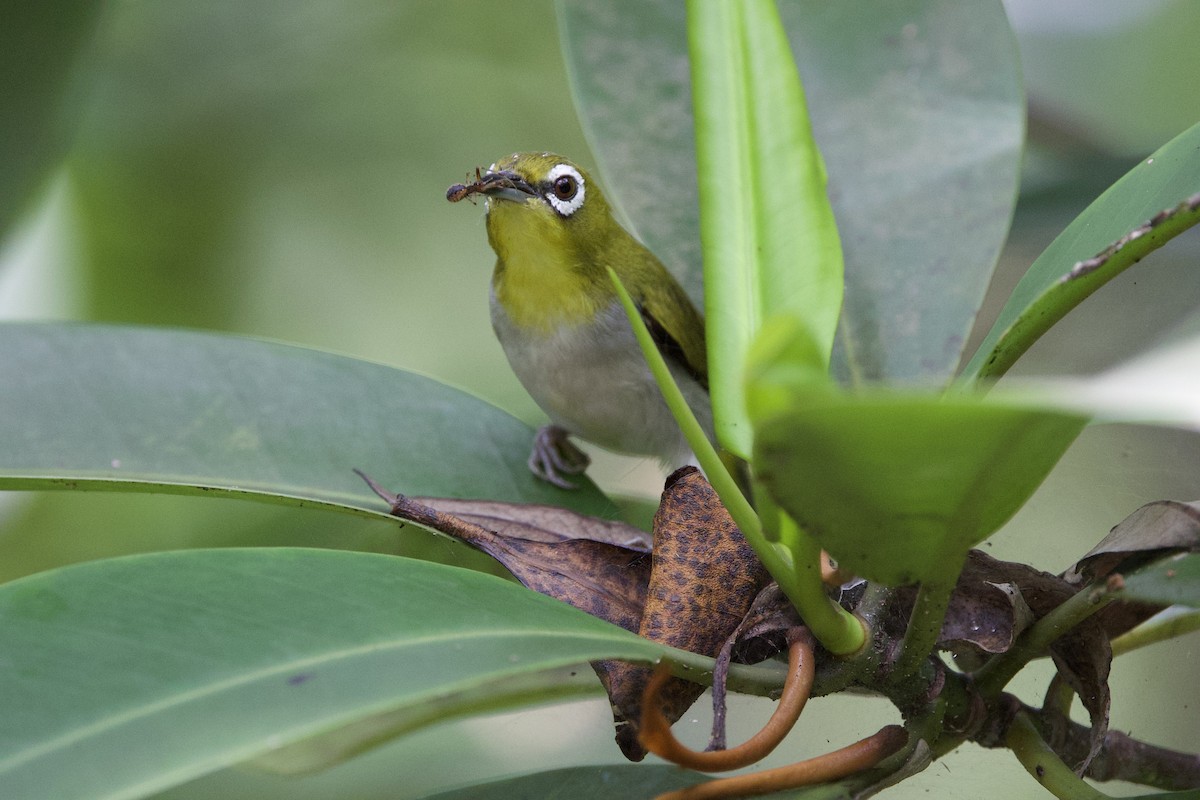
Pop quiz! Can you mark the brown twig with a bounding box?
[654,725,909,800]
[1029,703,1200,790]
[639,629,815,772]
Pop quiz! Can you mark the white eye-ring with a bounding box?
[545,164,585,217]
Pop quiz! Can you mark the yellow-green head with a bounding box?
[477,153,621,333]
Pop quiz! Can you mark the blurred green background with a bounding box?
[1,1,1198,798]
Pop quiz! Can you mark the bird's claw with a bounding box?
[528,425,590,489]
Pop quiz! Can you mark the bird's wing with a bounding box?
[638,287,708,392]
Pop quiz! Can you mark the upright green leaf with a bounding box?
[963,121,1200,381]
[0,549,663,800]
[558,0,1023,385]
[686,0,843,458]
[0,324,614,516]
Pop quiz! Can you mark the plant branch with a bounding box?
[997,704,1200,793]
[892,574,956,680]
[973,191,1200,382]
[1006,711,1111,800]
[1111,607,1200,657]
[973,577,1118,697]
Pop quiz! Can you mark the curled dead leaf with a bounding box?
[357,470,650,632]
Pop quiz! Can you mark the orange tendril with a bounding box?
[639,629,815,772]
[656,725,909,800]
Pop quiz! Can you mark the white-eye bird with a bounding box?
[448,152,712,488]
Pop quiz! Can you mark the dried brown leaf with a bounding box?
[412,496,653,549]
[966,553,1111,771]
[601,467,770,761]
[360,468,771,763]
[887,550,1111,767]
[941,556,1040,670]
[358,473,650,632]
[1065,500,1200,646]
[1066,500,1200,583]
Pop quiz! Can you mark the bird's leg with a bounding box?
[529,424,590,489]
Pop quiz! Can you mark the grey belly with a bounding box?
[491,300,711,465]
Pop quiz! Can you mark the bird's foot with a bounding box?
[528,425,591,489]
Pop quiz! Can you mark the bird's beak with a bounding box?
[477,170,538,203]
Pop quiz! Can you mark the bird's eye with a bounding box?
[544,164,586,217]
[552,175,577,201]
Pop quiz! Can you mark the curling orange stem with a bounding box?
[656,725,909,800]
[639,629,815,771]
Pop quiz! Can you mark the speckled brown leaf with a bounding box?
[599,467,770,760]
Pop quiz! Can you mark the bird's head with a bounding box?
[470,152,616,267]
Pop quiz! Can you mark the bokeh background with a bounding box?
[2,1,1198,797]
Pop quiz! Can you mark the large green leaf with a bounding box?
[753,390,1087,585]
[421,763,863,800]
[963,121,1200,381]
[421,764,706,800]
[558,0,1023,384]
[0,324,613,516]
[0,1,101,238]
[0,548,664,800]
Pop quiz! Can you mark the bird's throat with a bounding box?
[488,206,603,333]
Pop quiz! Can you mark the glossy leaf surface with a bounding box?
[0,548,663,800]
[558,0,1023,385]
[753,392,1087,585]
[422,764,864,799]
[0,323,613,516]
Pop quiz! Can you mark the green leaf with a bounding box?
[963,121,1200,381]
[686,0,844,457]
[0,323,614,516]
[1121,552,1200,609]
[0,1,101,237]
[557,0,1023,384]
[420,763,862,800]
[753,390,1087,585]
[0,548,664,800]
[419,764,706,800]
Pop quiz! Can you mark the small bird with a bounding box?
[448,152,712,488]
